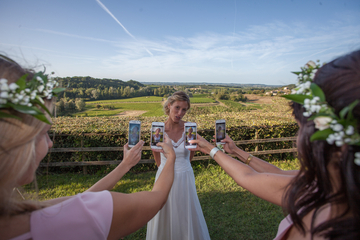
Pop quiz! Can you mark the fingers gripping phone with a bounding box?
[215,119,226,145]
[128,120,141,147]
[184,122,197,149]
[151,122,165,149]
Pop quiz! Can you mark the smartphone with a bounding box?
[128,120,141,148]
[184,122,197,149]
[215,119,226,145]
[151,122,165,149]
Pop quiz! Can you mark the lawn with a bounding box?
[27,159,299,240]
[75,96,216,117]
[87,96,164,104]
[190,97,216,103]
[74,102,164,117]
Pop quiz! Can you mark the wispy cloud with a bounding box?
[10,15,357,84]
[33,28,117,44]
[95,0,157,62]
[0,42,97,61]
[96,19,359,83]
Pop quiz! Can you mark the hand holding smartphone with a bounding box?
[128,120,141,147]
[184,122,197,149]
[151,122,165,149]
[215,119,226,145]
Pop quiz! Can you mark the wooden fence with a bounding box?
[39,136,297,169]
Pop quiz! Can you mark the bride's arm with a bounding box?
[190,151,195,161]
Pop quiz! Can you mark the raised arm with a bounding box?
[190,134,293,206]
[107,136,176,239]
[86,141,144,192]
[221,135,298,176]
[44,141,145,206]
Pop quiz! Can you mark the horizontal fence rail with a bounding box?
[39,137,297,168]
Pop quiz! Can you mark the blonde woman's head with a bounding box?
[163,91,190,116]
[0,56,54,216]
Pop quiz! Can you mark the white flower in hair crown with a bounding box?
[0,71,65,124]
[283,60,360,166]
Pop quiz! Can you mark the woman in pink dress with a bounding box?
[0,55,176,240]
[191,50,360,239]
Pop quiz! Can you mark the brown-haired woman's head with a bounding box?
[286,50,360,238]
[163,91,191,116]
[0,56,54,216]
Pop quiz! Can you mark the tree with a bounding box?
[91,89,100,99]
[56,99,65,112]
[75,98,86,111]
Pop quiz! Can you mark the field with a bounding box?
[27,94,300,239]
[73,95,218,117]
[26,159,299,240]
[57,95,294,133]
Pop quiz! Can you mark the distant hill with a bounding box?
[140,82,283,88]
[56,76,144,90]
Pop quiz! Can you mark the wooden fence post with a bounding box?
[81,133,87,175]
[255,129,259,152]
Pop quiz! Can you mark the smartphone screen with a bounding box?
[185,125,197,147]
[216,122,226,143]
[129,122,141,146]
[151,124,164,147]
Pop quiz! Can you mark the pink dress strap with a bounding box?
[273,215,293,240]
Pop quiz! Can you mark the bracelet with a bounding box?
[209,147,220,159]
[245,154,253,165]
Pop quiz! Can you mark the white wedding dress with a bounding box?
[146,132,211,240]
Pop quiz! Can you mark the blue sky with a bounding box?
[1,0,359,85]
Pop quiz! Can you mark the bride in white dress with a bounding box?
[146,91,210,240]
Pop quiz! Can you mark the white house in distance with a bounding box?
[266,87,291,96]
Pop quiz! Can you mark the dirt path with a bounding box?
[244,94,273,104]
[116,110,147,117]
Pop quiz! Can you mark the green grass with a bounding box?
[193,94,211,98]
[190,97,216,103]
[221,100,262,111]
[76,96,215,117]
[74,102,165,117]
[87,96,164,104]
[27,159,299,240]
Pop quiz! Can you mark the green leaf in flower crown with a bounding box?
[291,71,302,75]
[282,94,310,104]
[52,87,66,94]
[34,71,48,84]
[0,111,22,120]
[310,128,334,142]
[8,103,42,115]
[33,113,51,124]
[0,104,9,108]
[310,83,325,102]
[33,98,51,116]
[15,74,28,90]
[340,99,360,120]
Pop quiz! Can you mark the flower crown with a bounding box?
[283,61,360,165]
[0,71,65,124]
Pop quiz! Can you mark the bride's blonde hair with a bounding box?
[163,91,191,115]
[0,57,53,216]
